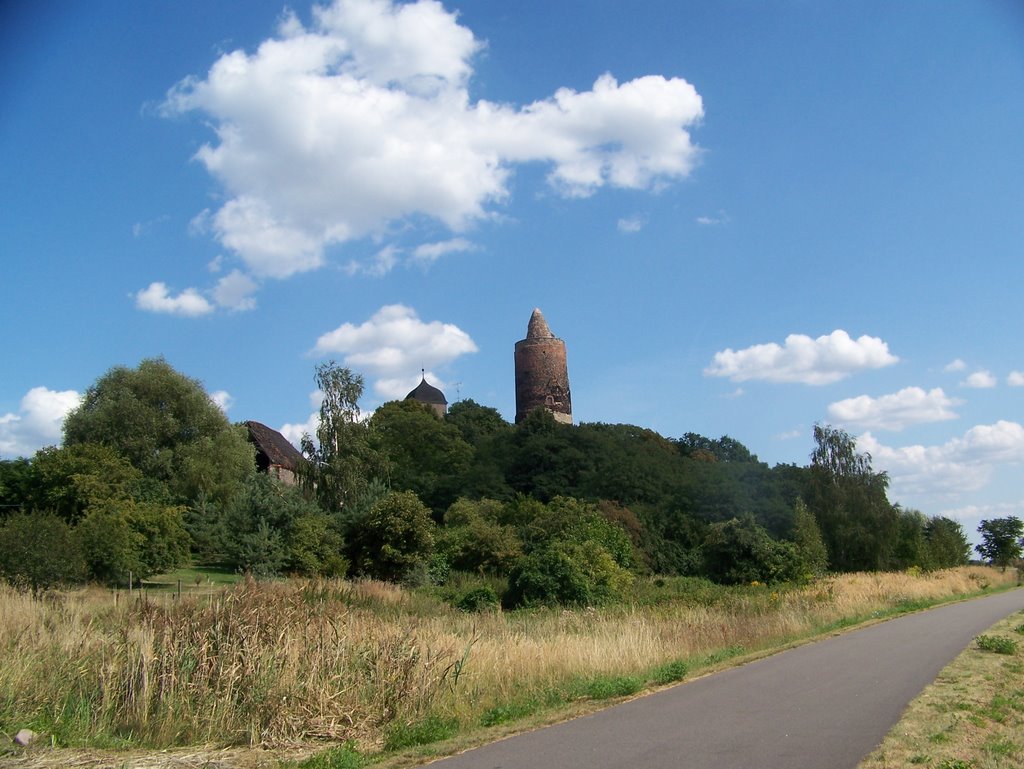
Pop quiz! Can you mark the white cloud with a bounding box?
[938,501,1024,536]
[860,420,1024,499]
[943,358,967,373]
[1009,371,1024,387]
[412,237,474,264]
[132,214,170,238]
[161,0,703,280]
[0,386,82,458]
[135,282,215,316]
[376,369,450,401]
[313,304,477,398]
[617,215,646,233]
[209,390,234,412]
[962,370,997,389]
[827,387,960,431]
[696,210,728,226]
[212,269,259,311]
[704,330,899,385]
[280,410,319,450]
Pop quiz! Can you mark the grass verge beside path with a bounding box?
[858,608,1024,769]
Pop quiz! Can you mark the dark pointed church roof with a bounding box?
[527,308,554,339]
[405,374,447,406]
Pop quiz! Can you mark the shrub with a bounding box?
[455,585,500,612]
[0,511,86,589]
[504,539,632,608]
[651,659,689,685]
[351,491,436,582]
[976,635,1017,655]
[701,515,804,585]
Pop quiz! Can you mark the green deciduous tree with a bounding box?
[701,514,803,585]
[792,497,828,577]
[350,490,436,581]
[76,499,189,584]
[445,399,510,446]
[807,424,897,572]
[922,516,970,570]
[62,358,254,507]
[0,458,37,516]
[501,496,636,607]
[0,511,86,589]
[300,362,387,512]
[369,399,473,513]
[976,517,1024,570]
[436,498,522,574]
[31,443,147,522]
[504,538,632,608]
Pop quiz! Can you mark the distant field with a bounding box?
[140,565,243,594]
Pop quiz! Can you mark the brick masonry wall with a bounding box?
[514,336,572,424]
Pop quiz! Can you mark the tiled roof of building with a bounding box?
[244,420,303,470]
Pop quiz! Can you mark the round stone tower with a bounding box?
[514,308,572,424]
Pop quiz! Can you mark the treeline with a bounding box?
[0,359,973,605]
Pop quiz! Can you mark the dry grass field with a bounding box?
[0,566,1017,769]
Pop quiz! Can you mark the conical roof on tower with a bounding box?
[527,308,555,339]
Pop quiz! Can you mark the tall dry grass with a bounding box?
[0,567,1015,751]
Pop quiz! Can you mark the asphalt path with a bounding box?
[428,588,1024,769]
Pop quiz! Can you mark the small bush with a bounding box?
[937,760,974,769]
[455,585,500,612]
[976,635,1018,655]
[1013,623,1024,635]
[383,715,459,751]
[651,659,688,685]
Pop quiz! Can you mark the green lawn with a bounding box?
[140,565,242,594]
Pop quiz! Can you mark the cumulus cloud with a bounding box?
[161,0,703,280]
[135,282,214,316]
[209,390,234,412]
[943,358,967,373]
[0,386,82,458]
[704,330,899,385]
[212,269,259,311]
[962,370,997,389]
[860,420,1024,499]
[280,409,319,449]
[1009,371,1024,387]
[827,387,961,432]
[313,304,477,399]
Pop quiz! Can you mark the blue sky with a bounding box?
[2,0,1022,540]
